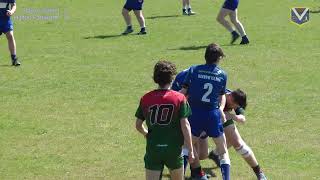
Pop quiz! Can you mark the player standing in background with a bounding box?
[208,89,267,180]
[180,43,230,180]
[0,0,20,66]
[135,61,195,180]
[182,0,196,15]
[216,0,249,44]
[121,0,146,35]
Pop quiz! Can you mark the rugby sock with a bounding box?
[252,165,262,177]
[182,148,189,174]
[220,164,230,180]
[183,155,188,174]
[231,31,239,36]
[11,54,17,60]
[190,166,202,177]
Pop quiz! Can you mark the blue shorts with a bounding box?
[189,107,224,138]
[0,18,13,34]
[124,0,144,11]
[222,0,239,11]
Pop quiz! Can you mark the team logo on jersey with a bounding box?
[291,7,310,25]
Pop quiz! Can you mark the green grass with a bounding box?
[0,0,319,179]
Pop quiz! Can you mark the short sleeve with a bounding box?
[178,98,192,119]
[135,100,145,120]
[182,67,193,89]
[221,72,227,95]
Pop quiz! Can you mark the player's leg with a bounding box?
[212,134,230,180]
[229,125,267,179]
[206,109,230,180]
[186,0,196,15]
[216,8,240,44]
[209,119,234,167]
[198,136,209,160]
[169,167,184,180]
[145,169,162,180]
[133,10,146,35]
[182,0,188,15]
[144,150,164,180]
[189,135,208,179]
[229,9,249,44]
[5,30,20,66]
[188,109,208,180]
[121,7,133,35]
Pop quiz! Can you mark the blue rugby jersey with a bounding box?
[171,68,190,91]
[183,64,227,109]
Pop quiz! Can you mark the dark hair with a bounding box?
[153,60,177,87]
[231,89,247,109]
[205,43,225,64]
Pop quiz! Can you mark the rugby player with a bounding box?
[180,43,230,180]
[122,0,146,35]
[135,61,195,180]
[182,0,196,15]
[0,0,20,66]
[216,0,249,44]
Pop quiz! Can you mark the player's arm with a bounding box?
[180,117,195,163]
[233,107,246,123]
[225,112,246,124]
[135,99,148,138]
[7,3,16,16]
[180,67,193,95]
[135,118,148,138]
[219,94,227,123]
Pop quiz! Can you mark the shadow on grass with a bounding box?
[161,167,217,179]
[0,64,13,67]
[146,14,180,20]
[84,34,123,39]
[310,9,320,13]
[168,44,240,51]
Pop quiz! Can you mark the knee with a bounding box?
[216,16,223,23]
[199,151,208,160]
[122,9,128,15]
[235,143,252,158]
[231,18,240,25]
[6,33,14,41]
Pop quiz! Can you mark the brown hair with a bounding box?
[205,43,225,64]
[231,89,247,109]
[153,60,177,87]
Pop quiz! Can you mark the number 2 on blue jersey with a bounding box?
[201,83,213,103]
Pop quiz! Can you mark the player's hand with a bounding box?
[6,10,13,16]
[188,151,195,164]
[234,115,246,123]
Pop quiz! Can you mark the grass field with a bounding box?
[0,0,320,179]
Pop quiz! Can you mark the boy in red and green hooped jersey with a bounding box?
[135,60,195,180]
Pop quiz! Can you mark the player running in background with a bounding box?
[216,0,249,44]
[0,0,20,66]
[180,43,230,180]
[208,89,267,180]
[121,0,146,35]
[135,60,195,180]
[182,0,196,15]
